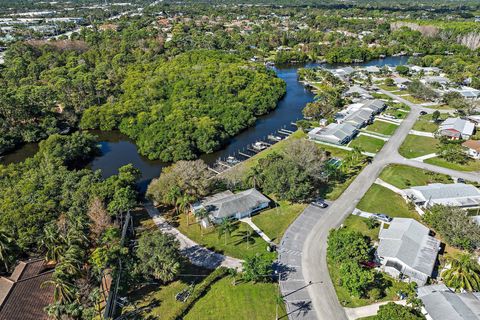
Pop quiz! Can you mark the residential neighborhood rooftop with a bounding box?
[404,183,480,208]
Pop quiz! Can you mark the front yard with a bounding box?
[349,135,386,153]
[176,213,274,260]
[379,164,452,189]
[252,200,307,243]
[424,156,480,172]
[398,135,439,158]
[357,184,419,220]
[365,120,398,136]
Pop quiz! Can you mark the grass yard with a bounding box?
[121,263,212,320]
[349,135,386,154]
[424,157,480,172]
[252,200,307,243]
[372,92,393,100]
[400,94,427,104]
[384,109,409,119]
[398,135,439,158]
[378,84,398,92]
[184,276,285,320]
[175,213,274,260]
[343,215,380,241]
[379,164,452,189]
[357,184,419,220]
[412,114,448,133]
[328,257,410,308]
[365,120,398,136]
[423,104,455,110]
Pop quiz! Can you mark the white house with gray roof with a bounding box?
[404,183,480,209]
[417,284,480,320]
[192,188,270,225]
[438,118,475,140]
[376,218,440,286]
[308,122,358,145]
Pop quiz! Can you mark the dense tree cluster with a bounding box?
[81,50,286,161]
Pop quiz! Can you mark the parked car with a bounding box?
[457,178,466,184]
[312,199,328,208]
[374,213,392,222]
[420,111,428,115]
[360,261,379,269]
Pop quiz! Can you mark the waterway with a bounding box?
[1,55,410,192]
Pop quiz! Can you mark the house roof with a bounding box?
[377,218,439,277]
[419,285,480,320]
[424,76,450,84]
[309,122,358,144]
[393,77,411,84]
[344,109,373,127]
[439,118,475,137]
[463,140,480,152]
[404,183,480,207]
[362,99,385,113]
[345,85,370,97]
[203,188,270,219]
[0,259,54,320]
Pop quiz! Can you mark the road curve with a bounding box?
[301,89,479,320]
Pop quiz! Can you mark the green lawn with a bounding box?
[343,215,380,241]
[378,84,398,92]
[400,94,427,104]
[383,109,409,119]
[365,121,398,136]
[398,135,439,158]
[252,200,307,243]
[379,164,452,189]
[185,276,284,320]
[412,114,448,133]
[349,135,386,154]
[372,92,393,100]
[425,157,480,172]
[328,257,410,308]
[176,213,274,260]
[423,104,454,110]
[357,184,419,220]
[121,263,211,319]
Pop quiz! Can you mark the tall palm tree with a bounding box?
[42,273,76,304]
[442,253,480,292]
[246,167,263,189]
[195,208,210,236]
[217,218,236,245]
[166,186,182,213]
[0,228,13,272]
[43,223,64,263]
[177,194,195,226]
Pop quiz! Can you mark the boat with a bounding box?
[252,142,267,151]
[226,156,240,165]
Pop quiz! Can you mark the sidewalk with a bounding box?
[409,130,435,138]
[144,202,243,270]
[411,153,437,162]
[240,217,273,243]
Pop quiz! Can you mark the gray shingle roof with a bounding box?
[308,122,358,144]
[404,183,480,207]
[420,286,480,320]
[439,118,475,137]
[203,188,270,219]
[378,218,439,277]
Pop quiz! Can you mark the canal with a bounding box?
[1,56,410,192]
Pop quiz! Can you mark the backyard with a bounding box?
[379,164,452,189]
[357,184,419,220]
[398,135,439,158]
[349,135,386,154]
[365,120,398,136]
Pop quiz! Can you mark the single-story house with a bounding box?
[332,66,355,78]
[344,85,373,100]
[376,218,440,286]
[463,140,480,159]
[403,183,480,209]
[0,259,55,320]
[466,115,480,127]
[438,117,475,140]
[344,108,374,128]
[308,122,358,145]
[422,76,451,86]
[392,77,411,89]
[192,188,270,225]
[365,66,380,73]
[362,99,387,114]
[417,284,480,320]
[410,66,441,75]
[452,87,480,100]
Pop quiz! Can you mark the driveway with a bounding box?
[145,202,243,270]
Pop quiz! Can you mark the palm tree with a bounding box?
[42,273,76,304]
[0,228,13,272]
[442,253,480,292]
[234,229,255,249]
[217,218,236,245]
[43,223,64,264]
[165,186,182,213]
[246,167,263,189]
[177,194,195,226]
[195,208,210,236]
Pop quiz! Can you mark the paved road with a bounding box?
[145,202,243,270]
[294,89,480,320]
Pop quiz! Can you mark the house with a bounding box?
[365,66,380,73]
[438,118,475,140]
[392,77,411,89]
[192,188,270,225]
[463,140,480,159]
[0,259,54,320]
[308,122,358,145]
[417,284,480,320]
[403,183,480,209]
[376,218,440,286]
[452,87,480,100]
[422,76,451,87]
[344,85,373,100]
[344,108,374,128]
[332,66,355,78]
[362,99,387,114]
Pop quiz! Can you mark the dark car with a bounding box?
[312,199,328,208]
[420,111,428,115]
[457,178,466,184]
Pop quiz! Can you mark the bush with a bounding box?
[364,217,380,230]
[369,287,383,300]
